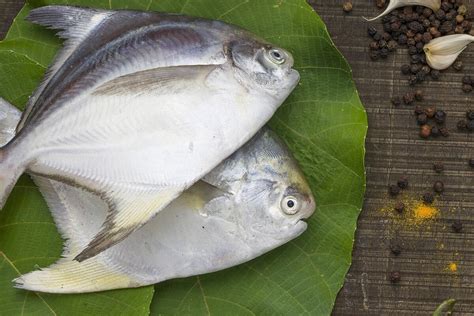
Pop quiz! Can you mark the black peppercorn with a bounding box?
[415,90,423,101]
[389,184,400,196]
[373,32,382,41]
[457,119,468,130]
[423,8,432,17]
[462,75,472,85]
[369,50,380,61]
[414,106,424,115]
[425,107,436,118]
[434,110,446,124]
[387,40,398,51]
[394,202,405,213]
[415,71,425,82]
[452,220,463,233]
[420,65,431,75]
[420,124,431,138]
[389,271,401,283]
[431,126,441,137]
[435,9,446,20]
[403,92,415,105]
[417,113,428,125]
[401,64,411,75]
[410,64,422,74]
[467,120,474,132]
[415,41,424,52]
[408,21,424,33]
[376,0,386,8]
[409,75,418,85]
[466,110,474,120]
[439,127,449,137]
[433,163,444,173]
[430,70,440,80]
[408,46,418,55]
[433,181,444,193]
[382,32,391,41]
[423,192,434,204]
[453,60,463,71]
[462,84,473,93]
[368,26,378,37]
[369,41,379,50]
[398,34,408,45]
[469,159,474,168]
[422,31,433,44]
[397,177,408,189]
[390,243,402,255]
[391,96,401,106]
[380,48,389,58]
[342,1,353,13]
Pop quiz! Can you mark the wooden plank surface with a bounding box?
[312,1,474,315]
[1,1,473,315]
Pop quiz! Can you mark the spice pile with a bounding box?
[456,109,474,131]
[415,104,449,138]
[366,0,473,87]
[383,172,464,284]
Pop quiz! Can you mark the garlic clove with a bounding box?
[424,34,474,70]
[364,0,441,21]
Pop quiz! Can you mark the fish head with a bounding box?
[229,38,300,102]
[233,129,315,250]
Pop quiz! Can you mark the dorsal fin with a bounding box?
[26,5,111,41]
[18,6,112,132]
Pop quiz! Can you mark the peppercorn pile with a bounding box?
[456,109,474,131]
[367,0,473,86]
[461,75,474,92]
[414,104,449,138]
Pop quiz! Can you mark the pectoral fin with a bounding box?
[74,189,179,262]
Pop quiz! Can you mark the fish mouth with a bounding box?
[289,68,300,81]
[295,219,308,231]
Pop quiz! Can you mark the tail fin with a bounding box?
[0,98,22,210]
[14,256,140,294]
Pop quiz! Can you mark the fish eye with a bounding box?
[281,195,301,215]
[267,48,286,65]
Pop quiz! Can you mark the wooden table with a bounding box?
[1,1,473,314]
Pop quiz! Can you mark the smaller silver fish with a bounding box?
[0,99,315,293]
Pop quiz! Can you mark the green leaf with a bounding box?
[433,299,456,316]
[0,0,367,315]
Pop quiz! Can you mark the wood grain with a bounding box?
[1,1,474,314]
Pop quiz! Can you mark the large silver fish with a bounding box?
[0,100,315,293]
[0,6,300,261]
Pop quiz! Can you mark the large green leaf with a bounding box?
[0,0,367,315]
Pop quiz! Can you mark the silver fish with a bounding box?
[0,100,315,293]
[0,6,300,261]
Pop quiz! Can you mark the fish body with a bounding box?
[0,6,300,260]
[0,101,315,293]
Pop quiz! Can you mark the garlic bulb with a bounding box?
[424,34,474,70]
[364,0,441,21]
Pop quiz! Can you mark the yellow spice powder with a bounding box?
[447,262,458,272]
[380,194,440,229]
[413,203,438,222]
